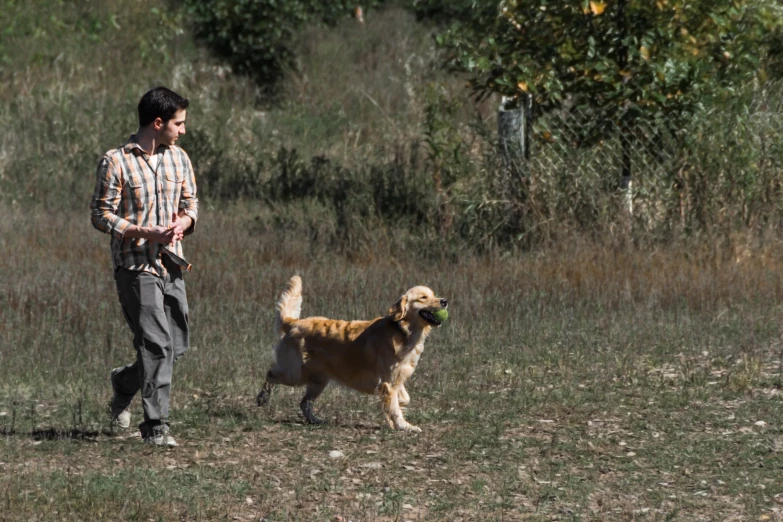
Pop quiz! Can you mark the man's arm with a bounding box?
[123,223,183,244]
[90,156,132,238]
[178,153,198,236]
[176,211,193,234]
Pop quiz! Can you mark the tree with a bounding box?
[437,0,783,184]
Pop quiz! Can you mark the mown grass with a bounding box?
[1,205,782,521]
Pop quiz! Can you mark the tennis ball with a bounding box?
[432,309,449,323]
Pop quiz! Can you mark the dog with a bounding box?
[256,275,447,432]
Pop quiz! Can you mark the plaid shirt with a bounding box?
[90,135,198,277]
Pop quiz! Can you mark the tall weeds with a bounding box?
[1,1,782,252]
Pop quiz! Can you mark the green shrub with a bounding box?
[408,0,495,25]
[185,0,388,95]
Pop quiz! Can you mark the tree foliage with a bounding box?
[438,0,783,126]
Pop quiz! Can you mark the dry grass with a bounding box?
[1,203,783,521]
[2,4,783,519]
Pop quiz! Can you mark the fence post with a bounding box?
[498,95,528,165]
[619,112,633,216]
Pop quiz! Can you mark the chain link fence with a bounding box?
[497,81,783,235]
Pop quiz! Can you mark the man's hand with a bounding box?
[166,212,185,246]
[153,213,190,246]
[175,210,193,237]
[124,218,182,246]
[123,213,190,245]
[146,224,183,246]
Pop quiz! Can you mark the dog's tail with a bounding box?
[275,275,302,337]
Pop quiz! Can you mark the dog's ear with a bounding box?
[388,295,408,321]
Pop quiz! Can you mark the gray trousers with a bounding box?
[113,259,189,426]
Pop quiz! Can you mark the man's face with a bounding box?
[156,108,187,147]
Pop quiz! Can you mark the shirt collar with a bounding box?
[123,135,170,155]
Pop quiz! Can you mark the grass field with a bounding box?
[1,204,782,521]
[2,0,783,519]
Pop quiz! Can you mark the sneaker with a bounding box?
[141,424,178,447]
[109,368,131,429]
[111,404,132,429]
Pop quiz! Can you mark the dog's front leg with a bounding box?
[300,377,328,425]
[256,380,274,407]
[379,383,420,432]
[398,384,410,407]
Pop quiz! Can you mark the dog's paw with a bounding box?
[256,389,270,407]
[301,400,325,425]
[399,422,422,433]
[256,382,273,407]
[304,414,326,425]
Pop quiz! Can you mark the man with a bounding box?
[90,87,198,447]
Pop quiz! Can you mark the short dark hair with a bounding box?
[137,87,189,127]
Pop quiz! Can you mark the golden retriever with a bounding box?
[256,275,447,432]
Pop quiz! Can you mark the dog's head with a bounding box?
[388,286,448,327]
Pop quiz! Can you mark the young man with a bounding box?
[90,87,198,446]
